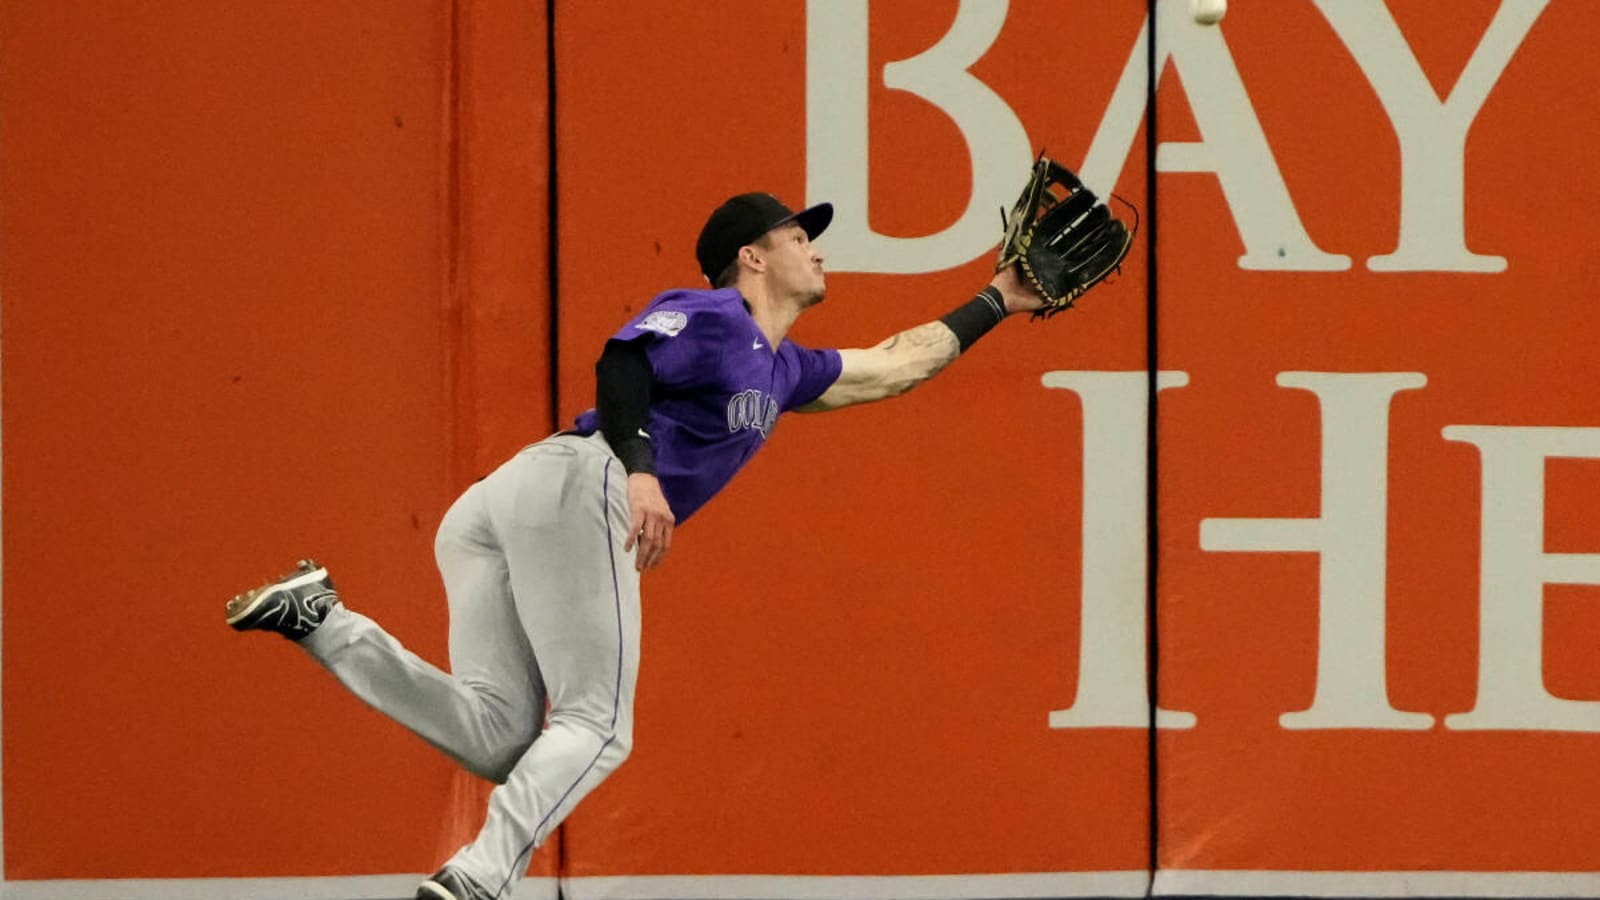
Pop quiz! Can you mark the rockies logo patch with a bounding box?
[636,310,688,337]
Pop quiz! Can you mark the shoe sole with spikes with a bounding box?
[226,559,340,641]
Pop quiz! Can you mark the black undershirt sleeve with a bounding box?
[594,339,658,476]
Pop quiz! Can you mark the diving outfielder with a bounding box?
[226,191,1061,900]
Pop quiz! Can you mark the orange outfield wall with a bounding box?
[1150,0,1600,876]
[551,0,1600,885]
[4,0,1600,893]
[0,0,551,880]
[551,0,1151,879]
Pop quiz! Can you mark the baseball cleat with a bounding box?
[417,866,496,900]
[225,559,340,641]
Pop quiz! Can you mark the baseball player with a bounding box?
[226,191,1051,900]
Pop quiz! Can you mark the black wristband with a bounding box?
[939,285,1009,352]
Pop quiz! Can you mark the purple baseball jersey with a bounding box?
[571,288,842,522]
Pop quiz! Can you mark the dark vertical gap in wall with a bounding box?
[549,3,568,887]
[546,0,562,432]
[444,0,469,481]
[549,1,567,879]
[1144,0,1162,894]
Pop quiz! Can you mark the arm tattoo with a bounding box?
[901,321,957,353]
[877,321,960,396]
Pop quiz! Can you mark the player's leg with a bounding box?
[439,438,640,897]
[231,472,546,782]
[433,487,548,782]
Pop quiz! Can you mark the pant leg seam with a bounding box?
[494,456,629,899]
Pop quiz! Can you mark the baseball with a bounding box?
[1191,0,1226,25]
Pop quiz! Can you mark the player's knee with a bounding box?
[476,756,514,785]
[457,700,540,784]
[582,731,630,785]
[479,731,538,784]
[547,709,632,773]
[604,726,633,771]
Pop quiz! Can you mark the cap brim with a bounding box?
[778,202,833,241]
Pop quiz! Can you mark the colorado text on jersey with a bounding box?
[725,388,779,438]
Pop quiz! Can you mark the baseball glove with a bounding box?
[996,155,1135,318]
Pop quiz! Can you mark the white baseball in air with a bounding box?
[1191,0,1226,25]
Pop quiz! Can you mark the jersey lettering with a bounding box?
[726,388,780,439]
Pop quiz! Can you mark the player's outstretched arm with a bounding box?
[798,265,1042,412]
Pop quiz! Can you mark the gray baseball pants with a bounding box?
[298,433,640,896]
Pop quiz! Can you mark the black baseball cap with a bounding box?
[695,193,833,284]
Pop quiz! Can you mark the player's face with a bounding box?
[761,223,826,306]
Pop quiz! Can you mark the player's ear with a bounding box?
[738,243,765,273]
